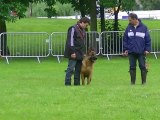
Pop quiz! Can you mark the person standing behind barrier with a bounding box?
[123,13,151,85]
[64,17,90,86]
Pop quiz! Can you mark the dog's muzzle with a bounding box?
[89,56,97,62]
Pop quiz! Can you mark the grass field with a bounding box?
[1,18,160,120]
[6,18,160,32]
[7,18,77,33]
[0,55,160,120]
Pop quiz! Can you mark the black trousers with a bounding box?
[128,53,146,71]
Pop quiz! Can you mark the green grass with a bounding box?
[120,19,160,30]
[2,18,160,119]
[7,18,77,33]
[0,56,160,120]
[7,18,160,33]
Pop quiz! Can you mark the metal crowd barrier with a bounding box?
[100,31,124,60]
[50,32,100,63]
[149,29,160,59]
[0,30,160,63]
[50,32,67,63]
[0,32,50,64]
[100,30,160,60]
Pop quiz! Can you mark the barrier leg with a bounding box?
[57,56,61,63]
[5,56,9,64]
[154,52,157,59]
[37,57,41,63]
[107,55,110,60]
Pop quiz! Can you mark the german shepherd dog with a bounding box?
[81,48,97,85]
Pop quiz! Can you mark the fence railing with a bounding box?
[149,29,160,59]
[100,31,124,60]
[50,31,100,63]
[0,30,160,63]
[0,32,50,63]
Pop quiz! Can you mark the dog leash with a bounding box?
[145,56,149,72]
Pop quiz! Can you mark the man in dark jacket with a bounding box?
[64,17,90,86]
[123,13,151,85]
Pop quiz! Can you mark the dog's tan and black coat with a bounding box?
[81,48,97,85]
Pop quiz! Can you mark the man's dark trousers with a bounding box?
[129,53,147,84]
[65,59,82,85]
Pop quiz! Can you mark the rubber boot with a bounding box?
[141,70,147,85]
[130,70,136,85]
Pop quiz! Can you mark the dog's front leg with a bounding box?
[87,74,92,85]
[87,77,91,85]
[81,74,85,85]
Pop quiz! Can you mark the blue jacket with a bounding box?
[123,20,151,54]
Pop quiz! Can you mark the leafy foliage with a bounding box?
[99,0,136,31]
[58,0,90,17]
[140,0,160,10]
[100,19,124,31]
[0,0,29,22]
[26,3,47,17]
[100,0,135,11]
[54,2,75,16]
[43,0,56,18]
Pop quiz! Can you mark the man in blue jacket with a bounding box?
[64,17,90,86]
[123,13,151,85]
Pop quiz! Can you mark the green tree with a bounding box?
[26,2,47,17]
[0,0,32,55]
[54,2,74,16]
[0,0,29,29]
[99,0,136,54]
[100,0,136,31]
[89,0,97,31]
[58,0,97,31]
[44,0,56,18]
[140,0,160,10]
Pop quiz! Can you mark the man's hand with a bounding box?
[144,51,149,55]
[123,50,128,56]
[71,53,76,59]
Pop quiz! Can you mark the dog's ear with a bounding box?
[87,47,94,54]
